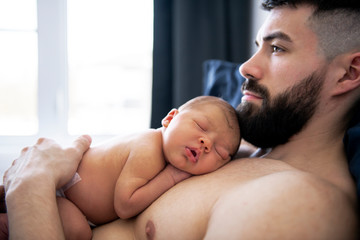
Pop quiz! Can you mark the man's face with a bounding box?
[237,72,324,148]
[237,6,328,148]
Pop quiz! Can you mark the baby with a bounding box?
[1,96,240,240]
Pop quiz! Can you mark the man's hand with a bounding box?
[3,135,92,192]
[3,135,92,240]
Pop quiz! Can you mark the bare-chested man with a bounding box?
[4,0,360,239]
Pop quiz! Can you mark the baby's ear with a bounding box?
[161,109,179,127]
[333,54,360,96]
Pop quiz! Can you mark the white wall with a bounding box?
[250,0,269,55]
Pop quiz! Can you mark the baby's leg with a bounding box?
[57,197,92,240]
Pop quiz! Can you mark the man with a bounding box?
[4,0,360,239]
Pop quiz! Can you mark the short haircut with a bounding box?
[262,0,360,59]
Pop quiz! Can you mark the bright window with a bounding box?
[67,0,153,135]
[0,0,153,171]
[0,0,38,136]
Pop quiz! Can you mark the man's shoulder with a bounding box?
[206,168,359,239]
[255,169,336,192]
[229,157,352,198]
[248,169,357,221]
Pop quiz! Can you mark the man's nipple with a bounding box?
[145,220,155,240]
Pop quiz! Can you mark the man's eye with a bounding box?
[271,45,284,53]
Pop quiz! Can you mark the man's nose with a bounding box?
[239,52,264,80]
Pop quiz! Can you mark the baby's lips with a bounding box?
[185,147,199,163]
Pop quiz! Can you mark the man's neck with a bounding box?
[263,121,355,196]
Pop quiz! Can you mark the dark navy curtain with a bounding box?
[151,0,251,128]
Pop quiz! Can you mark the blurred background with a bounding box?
[0,0,267,177]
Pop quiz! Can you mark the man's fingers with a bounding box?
[68,135,92,157]
[73,134,92,150]
[21,147,29,154]
[3,146,30,187]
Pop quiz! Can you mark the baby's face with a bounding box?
[162,104,240,175]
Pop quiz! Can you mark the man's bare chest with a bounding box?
[133,158,294,239]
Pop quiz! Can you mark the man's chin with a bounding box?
[237,102,260,117]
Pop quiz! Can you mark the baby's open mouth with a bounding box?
[185,147,199,163]
[190,149,197,158]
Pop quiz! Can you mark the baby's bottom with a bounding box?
[57,196,92,240]
[55,172,92,239]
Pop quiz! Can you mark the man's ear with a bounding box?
[161,109,179,127]
[333,54,360,96]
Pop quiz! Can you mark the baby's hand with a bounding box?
[165,164,192,185]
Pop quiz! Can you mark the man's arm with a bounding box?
[3,135,91,240]
[204,171,358,239]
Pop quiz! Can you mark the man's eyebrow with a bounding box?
[255,31,293,46]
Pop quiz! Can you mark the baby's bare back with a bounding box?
[64,130,162,225]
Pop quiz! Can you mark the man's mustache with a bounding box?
[241,79,269,99]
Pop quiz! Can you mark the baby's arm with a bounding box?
[114,152,191,219]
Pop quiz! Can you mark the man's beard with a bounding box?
[236,72,325,148]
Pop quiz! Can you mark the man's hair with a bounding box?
[262,0,360,59]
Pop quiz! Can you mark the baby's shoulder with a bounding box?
[129,129,164,156]
[131,129,162,146]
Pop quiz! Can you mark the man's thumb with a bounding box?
[72,135,92,153]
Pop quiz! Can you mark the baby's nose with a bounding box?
[199,137,212,153]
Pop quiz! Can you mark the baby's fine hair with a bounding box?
[180,96,240,130]
[179,96,239,129]
[179,96,232,111]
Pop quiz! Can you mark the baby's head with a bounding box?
[161,96,241,175]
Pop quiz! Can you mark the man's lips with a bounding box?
[242,90,263,101]
[185,147,199,163]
